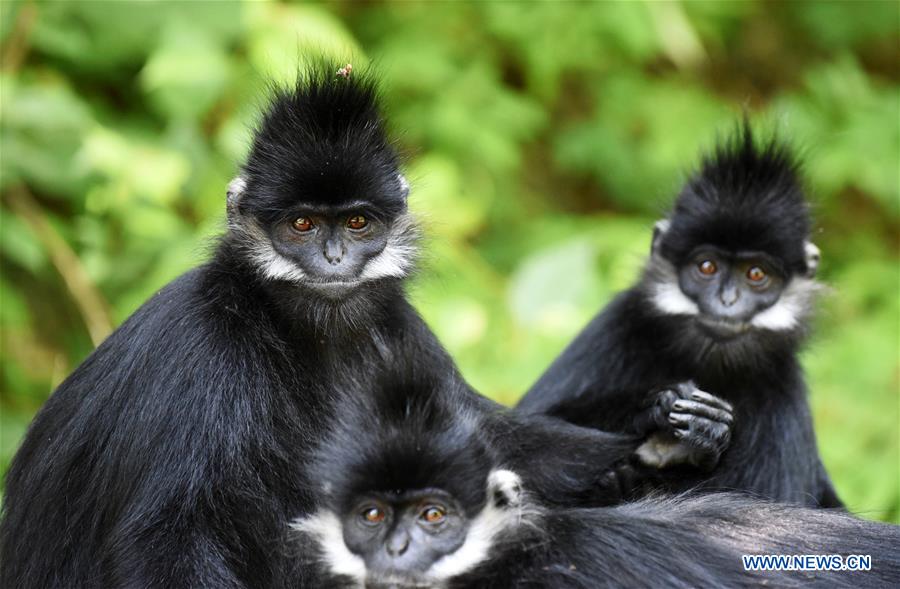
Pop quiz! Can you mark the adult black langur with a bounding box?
[517,126,842,508]
[0,63,722,589]
[290,374,900,589]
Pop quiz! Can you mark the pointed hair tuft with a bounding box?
[658,122,812,275]
[239,62,406,225]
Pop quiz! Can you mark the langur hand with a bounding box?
[633,382,733,471]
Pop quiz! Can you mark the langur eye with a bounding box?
[362,507,385,524]
[421,506,446,524]
[698,260,717,275]
[347,215,368,230]
[292,217,314,232]
[747,266,767,282]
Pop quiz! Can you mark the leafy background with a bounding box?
[1,1,897,522]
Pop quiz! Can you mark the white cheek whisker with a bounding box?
[231,218,308,283]
[290,511,366,586]
[651,281,700,316]
[644,257,699,316]
[750,277,821,332]
[359,213,420,281]
[429,469,539,581]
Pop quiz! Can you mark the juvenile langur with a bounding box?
[292,379,900,589]
[518,127,841,507]
[1,63,720,589]
[289,381,536,588]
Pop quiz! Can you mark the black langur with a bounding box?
[1,64,717,589]
[291,376,900,589]
[517,127,842,507]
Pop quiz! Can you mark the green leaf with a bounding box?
[141,23,231,121]
[0,74,94,197]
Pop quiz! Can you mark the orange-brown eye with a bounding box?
[362,507,385,524]
[292,217,313,232]
[347,215,367,230]
[747,266,766,282]
[698,260,717,275]
[422,506,446,524]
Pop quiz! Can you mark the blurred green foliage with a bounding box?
[1,1,897,522]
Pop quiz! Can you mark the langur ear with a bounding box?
[226,175,247,219]
[487,469,524,509]
[803,241,820,278]
[651,219,671,257]
[397,173,410,199]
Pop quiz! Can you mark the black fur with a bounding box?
[518,126,841,507]
[1,64,656,589]
[659,127,811,275]
[457,495,900,589]
[241,67,407,224]
[295,374,900,588]
[311,374,498,520]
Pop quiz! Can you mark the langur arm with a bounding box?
[488,412,649,507]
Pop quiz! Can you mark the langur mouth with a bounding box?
[366,575,432,589]
[303,280,363,297]
[696,316,750,339]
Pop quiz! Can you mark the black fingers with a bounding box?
[635,381,735,472]
[688,390,733,413]
[634,389,678,435]
[669,411,733,471]
[671,399,733,424]
[597,461,641,504]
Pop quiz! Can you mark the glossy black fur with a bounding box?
[518,127,841,507]
[286,371,501,586]
[659,129,811,275]
[308,375,497,518]
[2,66,654,589]
[241,68,407,224]
[296,376,900,588]
[456,494,900,589]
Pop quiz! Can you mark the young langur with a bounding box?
[291,378,900,589]
[518,126,841,507]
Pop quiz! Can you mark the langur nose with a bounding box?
[323,241,343,265]
[386,531,410,557]
[720,287,739,307]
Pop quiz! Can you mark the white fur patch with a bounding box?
[359,213,419,281]
[750,277,818,331]
[645,256,700,316]
[803,241,820,278]
[290,511,366,585]
[428,469,526,579]
[651,281,700,316]
[226,175,246,200]
[233,218,309,282]
[636,434,693,468]
[651,218,671,254]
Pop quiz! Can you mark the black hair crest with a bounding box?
[240,63,406,227]
[311,373,495,518]
[659,124,812,275]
